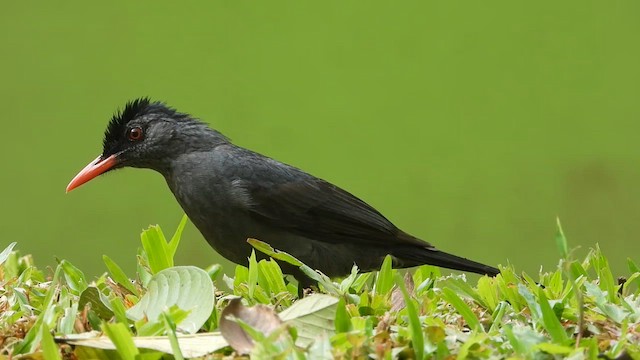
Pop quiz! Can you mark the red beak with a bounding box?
[66,155,118,193]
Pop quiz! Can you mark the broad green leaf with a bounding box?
[279,294,339,347]
[127,266,214,334]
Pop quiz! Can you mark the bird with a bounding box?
[66,98,500,290]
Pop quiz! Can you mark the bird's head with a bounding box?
[66,98,227,192]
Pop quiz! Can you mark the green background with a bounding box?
[1,2,639,279]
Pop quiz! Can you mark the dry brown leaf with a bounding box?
[390,272,415,312]
[219,298,283,354]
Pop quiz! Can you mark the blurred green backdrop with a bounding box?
[1,1,639,279]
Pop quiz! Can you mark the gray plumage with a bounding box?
[71,99,500,288]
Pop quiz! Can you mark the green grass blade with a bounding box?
[442,277,487,309]
[259,259,288,295]
[141,225,172,274]
[374,255,394,296]
[162,312,185,360]
[334,297,351,333]
[102,322,139,360]
[395,273,423,359]
[555,217,568,258]
[40,323,61,360]
[206,263,223,281]
[0,242,17,266]
[537,288,568,344]
[60,259,88,294]
[248,250,259,299]
[592,246,618,304]
[248,238,338,293]
[136,247,153,287]
[103,255,139,295]
[627,258,640,274]
[247,238,302,266]
[110,297,131,329]
[503,326,526,355]
[488,301,508,333]
[442,287,483,332]
[168,214,188,257]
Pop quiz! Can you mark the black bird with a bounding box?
[67,98,499,288]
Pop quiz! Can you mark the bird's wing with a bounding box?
[242,171,428,248]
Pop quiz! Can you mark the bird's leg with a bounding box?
[296,277,316,298]
[281,265,316,298]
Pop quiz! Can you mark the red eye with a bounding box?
[127,127,144,141]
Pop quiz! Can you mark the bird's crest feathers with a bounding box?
[102,98,193,150]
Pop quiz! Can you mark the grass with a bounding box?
[0,217,639,359]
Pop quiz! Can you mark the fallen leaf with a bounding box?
[390,272,414,312]
[58,331,228,358]
[219,298,283,354]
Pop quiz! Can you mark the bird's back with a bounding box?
[165,145,427,272]
[165,144,498,278]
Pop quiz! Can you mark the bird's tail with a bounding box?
[394,246,500,276]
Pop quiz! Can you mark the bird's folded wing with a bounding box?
[245,178,423,247]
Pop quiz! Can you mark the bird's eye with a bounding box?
[127,127,144,141]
